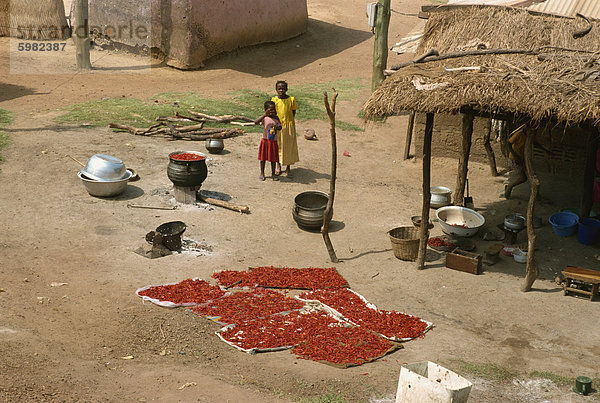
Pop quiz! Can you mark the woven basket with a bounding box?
[388,226,420,261]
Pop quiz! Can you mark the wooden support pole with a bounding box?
[371,0,391,91]
[403,111,415,160]
[74,0,92,70]
[483,118,499,176]
[453,113,474,205]
[521,128,539,292]
[417,113,434,270]
[322,90,339,263]
[580,127,598,218]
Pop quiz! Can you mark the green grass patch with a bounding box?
[529,371,574,387]
[449,360,518,383]
[0,108,13,163]
[55,79,366,132]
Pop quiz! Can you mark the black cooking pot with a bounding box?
[155,221,186,251]
[167,151,208,187]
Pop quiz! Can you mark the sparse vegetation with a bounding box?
[56,80,366,132]
[0,108,13,163]
[448,359,518,383]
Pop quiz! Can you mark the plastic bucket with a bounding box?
[548,212,579,237]
[577,218,600,245]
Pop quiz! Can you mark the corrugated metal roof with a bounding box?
[528,0,600,20]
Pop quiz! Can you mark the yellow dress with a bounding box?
[271,96,299,166]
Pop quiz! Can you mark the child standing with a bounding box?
[254,100,281,181]
[271,80,299,177]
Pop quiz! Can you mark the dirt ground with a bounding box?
[1,1,599,402]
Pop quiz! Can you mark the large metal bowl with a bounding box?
[78,170,132,197]
[83,154,127,182]
[436,206,485,237]
[430,186,452,208]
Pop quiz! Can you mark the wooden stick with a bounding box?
[67,154,85,168]
[404,112,415,160]
[483,119,499,176]
[322,89,339,263]
[521,127,540,292]
[580,128,597,218]
[417,113,434,270]
[197,194,250,214]
[453,112,474,205]
[187,111,254,123]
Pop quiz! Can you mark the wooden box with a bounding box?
[445,248,481,275]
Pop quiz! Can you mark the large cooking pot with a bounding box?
[292,191,332,230]
[167,151,208,187]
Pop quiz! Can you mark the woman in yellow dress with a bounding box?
[271,80,299,177]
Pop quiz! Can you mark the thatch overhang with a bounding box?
[363,6,600,126]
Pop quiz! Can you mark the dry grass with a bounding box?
[1,0,68,40]
[363,6,600,126]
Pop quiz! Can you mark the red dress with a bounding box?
[258,116,279,163]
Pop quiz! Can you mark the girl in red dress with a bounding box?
[254,101,281,181]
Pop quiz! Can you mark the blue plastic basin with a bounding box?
[549,211,579,237]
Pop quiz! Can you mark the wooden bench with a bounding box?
[562,266,600,301]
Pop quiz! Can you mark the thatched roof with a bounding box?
[363,6,600,125]
[0,0,68,40]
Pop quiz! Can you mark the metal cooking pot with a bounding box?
[430,186,452,208]
[167,151,208,187]
[292,191,332,230]
[155,221,186,251]
[205,138,224,154]
[504,214,526,230]
[83,154,127,182]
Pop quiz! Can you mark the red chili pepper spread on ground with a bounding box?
[219,310,339,350]
[300,288,428,339]
[170,152,205,161]
[190,288,304,324]
[428,237,456,248]
[212,266,349,289]
[138,279,225,304]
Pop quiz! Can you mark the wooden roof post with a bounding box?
[522,126,539,292]
[371,0,391,91]
[453,112,474,206]
[417,112,434,270]
[74,0,92,70]
[484,118,499,176]
[403,111,415,160]
[580,126,598,218]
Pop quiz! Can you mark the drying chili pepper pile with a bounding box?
[137,278,225,305]
[299,288,429,340]
[428,237,454,248]
[293,322,397,366]
[212,266,349,289]
[218,310,340,351]
[169,152,206,161]
[137,268,431,367]
[190,288,304,324]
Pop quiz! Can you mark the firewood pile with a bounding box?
[109,111,252,141]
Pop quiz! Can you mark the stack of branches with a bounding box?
[109,111,252,140]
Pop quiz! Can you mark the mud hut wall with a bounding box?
[413,113,588,177]
[85,0,308,70]
[0,0,69,40]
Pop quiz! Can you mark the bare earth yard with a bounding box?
[1,1,599,401]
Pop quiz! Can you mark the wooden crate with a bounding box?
[445,248,482,275]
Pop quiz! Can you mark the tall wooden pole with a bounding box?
[371,0,391,91]
[580,127,598,218]
[522,128,539,292]
[483,119,499,176]
[453,112,474,205]
[74,0,92,70]
[322,90,339,263]
[417,113,434,270]
[403,111,415,160]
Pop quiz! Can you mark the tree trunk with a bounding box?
[74,0,91,70]
[371,0,391,91]
[404,111,415,160]
[322,90,339,263]
[521,128,539,292]
[483,119,499,176]
[453,113,474,205]
[417,113,434,270]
